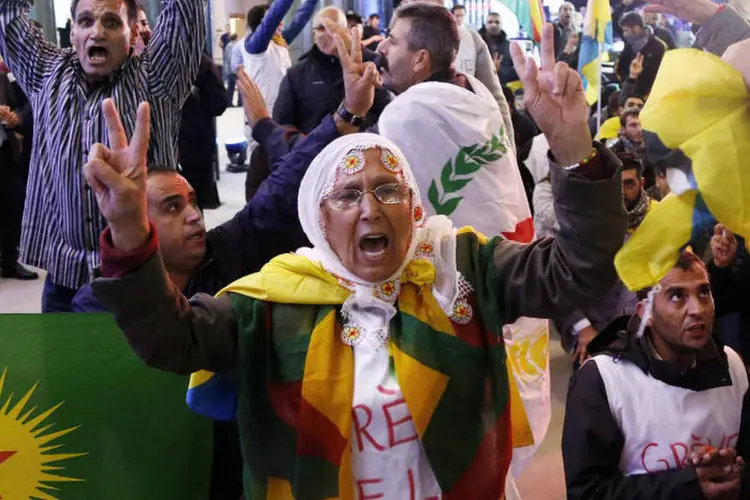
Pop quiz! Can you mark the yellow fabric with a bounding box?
[266,478,294,500]
[616,49,750,290]
[202,239,534,493]
[271,33,288,48]
[596,116,620,140]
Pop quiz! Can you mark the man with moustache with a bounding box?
[564,251,750,500]
[0,0,205,311]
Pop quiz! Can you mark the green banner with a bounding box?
[0,314,212,500]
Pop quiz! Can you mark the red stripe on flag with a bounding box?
[297,397,348,464]
[443,407,513,499]
[501,217,535,244]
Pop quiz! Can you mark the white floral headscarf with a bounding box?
[296,134,459,346]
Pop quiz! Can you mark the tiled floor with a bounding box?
[0,106,570,498]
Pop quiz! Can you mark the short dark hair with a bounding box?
[71,0,138,23]
[346,11,363,24]
[636,251,707,300]
[619,12,646,29]
[368,13,380,21]
[487,11,500,17]
[451,4,466,13]
[247,5,270,32]
[394,3,459,75]
[617,152,644,177]
[620,107,641,128]
[607,90,622,115]
[137,3,146,14]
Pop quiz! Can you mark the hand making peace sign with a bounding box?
[333,26,382,117]
[83,99,151,251]
[510,23,592,167]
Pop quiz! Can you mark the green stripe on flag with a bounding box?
[0,313,212,500]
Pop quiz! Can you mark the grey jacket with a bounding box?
[696,5,750,55]
[92,145,626,375]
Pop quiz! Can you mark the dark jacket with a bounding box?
[563,331,750,499]
[650,24,677,49]
[478,28,518,83]
[272,45,391,134]
[178,53,228,162]
[552,21,581,63]
[0,71,30,165]
[72,116,340,314]
[710,244,750,361]
[616,34,666,98]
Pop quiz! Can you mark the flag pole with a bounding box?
[596,40,603,135]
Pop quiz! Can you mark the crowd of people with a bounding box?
[1,0,750,498]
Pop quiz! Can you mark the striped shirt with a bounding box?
[0,0,205,289]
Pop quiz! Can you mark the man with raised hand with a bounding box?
[0,0,205,312]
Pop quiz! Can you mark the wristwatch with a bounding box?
[336,103,365,127]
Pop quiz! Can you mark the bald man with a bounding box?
[273,5,391,133]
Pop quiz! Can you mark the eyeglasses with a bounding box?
[623,179,639,189]
[324,183,409,211]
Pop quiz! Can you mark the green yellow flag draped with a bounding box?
[0,314,212,500]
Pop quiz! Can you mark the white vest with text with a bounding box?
[592,346,747,476]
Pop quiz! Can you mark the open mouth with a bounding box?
[359,233,389,261]
[187,230,205,242]
[87,46,109,64]
[686,324,707,335]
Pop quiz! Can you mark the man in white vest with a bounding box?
[563,251,750,500]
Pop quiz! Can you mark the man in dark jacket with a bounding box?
[478,12,518,84]
[178,53,228,210]
[710,223,750,361]
[563,251,750,500]
[272,6,390,134]
[644,11,677,49]
[616,12,667,98]
[0,67,36,280]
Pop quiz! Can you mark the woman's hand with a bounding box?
[510,23,592,167]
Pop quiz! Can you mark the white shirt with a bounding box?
[350,344,441,499]
[593,346,748,476]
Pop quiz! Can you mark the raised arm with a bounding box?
[245,0,294,54]
[486,145,625,325]
[83,99,238,374]
[282,0,317,44]
[145,0,206,103]
[484,24,627,324]
[0,0,62,95]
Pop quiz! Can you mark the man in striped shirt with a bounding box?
[0,0,205,312]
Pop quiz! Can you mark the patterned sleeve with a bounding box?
[0,0,63,96]
[145,0,207,104]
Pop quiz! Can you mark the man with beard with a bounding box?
[558,154,657,366]
[563,251,749,500]
[0,0,205,312]
[553,2,580,60]
[616,12,667,98]
[609,108,654,187]
[479,11,517,83]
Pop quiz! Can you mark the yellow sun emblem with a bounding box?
[0,369,86,500]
